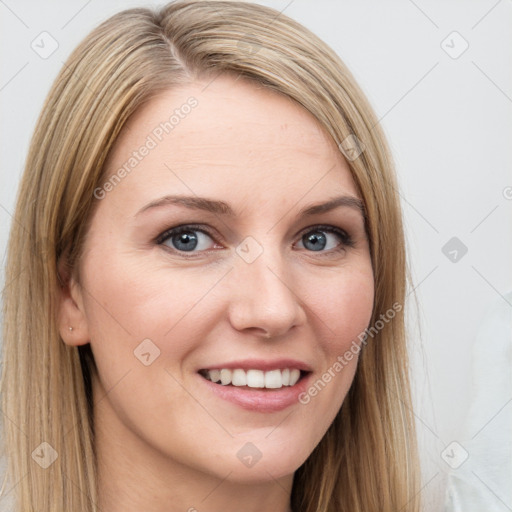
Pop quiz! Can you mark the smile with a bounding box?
[199,368,304,389]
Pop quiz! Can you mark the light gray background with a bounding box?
[1,1,511,510]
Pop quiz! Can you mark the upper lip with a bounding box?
[198,358,313,372]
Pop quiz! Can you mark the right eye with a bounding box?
[156,224,221,255]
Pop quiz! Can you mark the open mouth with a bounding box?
[198,368,310,390]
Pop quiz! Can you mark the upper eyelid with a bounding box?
[156,224,216,245]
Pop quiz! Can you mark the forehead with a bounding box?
[101,74,359,213]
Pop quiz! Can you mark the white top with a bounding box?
[443,292,512,511]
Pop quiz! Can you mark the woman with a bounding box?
[0,1,420,511]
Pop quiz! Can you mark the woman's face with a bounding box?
[62,74,374,483]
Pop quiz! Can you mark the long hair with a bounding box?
[1,2,420,511]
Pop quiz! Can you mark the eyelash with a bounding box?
[155,223,355,259]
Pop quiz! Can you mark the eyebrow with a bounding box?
[135,194,365,218]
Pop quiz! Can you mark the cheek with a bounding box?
[80,247,236,386]
[294,263,374,426]
[308,263,375,347]
[82,244,194,333]
[80,253,216,443]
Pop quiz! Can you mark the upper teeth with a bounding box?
[203,368,301,388]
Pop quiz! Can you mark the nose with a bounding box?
[226,246,306,339]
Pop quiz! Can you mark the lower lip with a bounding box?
[198,373,312,412]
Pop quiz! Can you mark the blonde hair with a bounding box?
[1,1,420,511]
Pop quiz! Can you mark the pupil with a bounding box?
[174,231,198,251]
[304,232,326,251]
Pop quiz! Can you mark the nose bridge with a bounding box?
[227,235,304,336]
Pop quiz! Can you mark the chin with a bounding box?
[195,434,313,483]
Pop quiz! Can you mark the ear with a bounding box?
[57,254,90,347]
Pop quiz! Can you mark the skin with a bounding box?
[58,74,374,512]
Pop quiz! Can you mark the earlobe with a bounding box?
[57,266,90,347]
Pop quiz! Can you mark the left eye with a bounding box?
[296,227,351,252]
